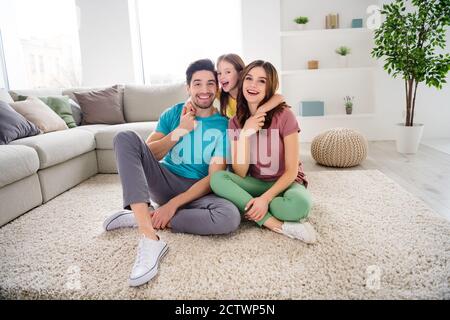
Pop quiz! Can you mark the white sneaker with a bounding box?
[103,206,154,231]
[129,235,168,287]
[275,222,317,244]
[103,210,137,231]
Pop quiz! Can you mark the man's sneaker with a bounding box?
[275,222,317,244]
[129,235,168,287]
[103,206,154,231]
[103,210,137,231]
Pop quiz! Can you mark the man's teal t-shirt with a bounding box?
[155,103,229,180]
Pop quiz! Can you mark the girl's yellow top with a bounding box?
[216,90,237,118]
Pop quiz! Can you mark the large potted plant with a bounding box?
[371,0,450,153]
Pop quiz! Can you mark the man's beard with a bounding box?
[192,97,214,109]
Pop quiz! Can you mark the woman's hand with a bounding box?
[244,196,269,222]
[242,112,266,137]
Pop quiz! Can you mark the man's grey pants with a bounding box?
[113,130,241,235]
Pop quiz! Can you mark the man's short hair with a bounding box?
[186,59,218,86]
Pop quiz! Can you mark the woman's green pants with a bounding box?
[210,171,312,226]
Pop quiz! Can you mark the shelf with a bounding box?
[281,66,375,76]
[297,113,375,120]
[281,28,373,37]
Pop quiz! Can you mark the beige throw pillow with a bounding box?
[9,97,68,133]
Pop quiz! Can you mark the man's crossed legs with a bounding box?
[104,131,240,286]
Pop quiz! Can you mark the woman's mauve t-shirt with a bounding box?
[228,107,308,187]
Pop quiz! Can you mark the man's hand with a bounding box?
[152,202,178,229]
[244,196,269,222]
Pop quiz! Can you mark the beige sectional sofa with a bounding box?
[0,83,187,226]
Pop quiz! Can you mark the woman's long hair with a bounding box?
[216,53,245,117]
[236,60,288,129]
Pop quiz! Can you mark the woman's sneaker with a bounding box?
[129,235,168,287]
[275,222,317,244]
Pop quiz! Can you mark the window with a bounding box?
[0,0,82,89]
[136,0,242,85]
[0,29,7,89]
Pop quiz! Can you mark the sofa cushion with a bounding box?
[95,122,157,149]
[74,124,110,135]
[10,129,96,169]
[124,83,187,122]
[0,145,40,188]
[73,85,126,125]
[0,101,41,145]
[0,88,14,103]
[9,97,69,133]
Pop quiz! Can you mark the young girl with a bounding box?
[183,53,284,118]
[210,60,317,243]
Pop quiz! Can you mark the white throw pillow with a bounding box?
[9,97,68,133]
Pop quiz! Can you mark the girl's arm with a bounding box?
[230,134,251,178]
[260,132,299,202]
[258,93,285,114]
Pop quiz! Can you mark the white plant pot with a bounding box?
[396,123,424,154]
[296,24,306,30]
[338,55,349,68]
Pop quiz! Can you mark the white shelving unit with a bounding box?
[279,0,377,119]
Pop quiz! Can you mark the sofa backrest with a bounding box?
[124,83,187,122]
[8,83,188,123]
[9,88,63,100]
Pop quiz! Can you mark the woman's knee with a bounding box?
[273,188,312,221]
[289,191,312,220]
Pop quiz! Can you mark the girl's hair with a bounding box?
[236,60,288,129]
[216,53,245,117]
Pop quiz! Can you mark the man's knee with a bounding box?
[211,199,241,234]
[113,130,139,150]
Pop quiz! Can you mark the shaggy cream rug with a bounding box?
[0,170,449,299]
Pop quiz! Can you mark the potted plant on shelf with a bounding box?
[294,16,309,30]
[344,96,354,114]
[372,0,450,154]
[335,46,351,67]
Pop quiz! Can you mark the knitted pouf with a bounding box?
[311,128,368,168]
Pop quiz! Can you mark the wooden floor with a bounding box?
[300,141,450,221]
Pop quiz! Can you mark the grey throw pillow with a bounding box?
[68,98,82,126]
[74,85,125,125]
[0,101,41,144]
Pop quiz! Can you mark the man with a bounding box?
[103,59,240,287]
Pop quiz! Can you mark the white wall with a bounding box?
[241,0,281,71]
[76,0,141,86]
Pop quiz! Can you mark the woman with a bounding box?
[210,60,317,243]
